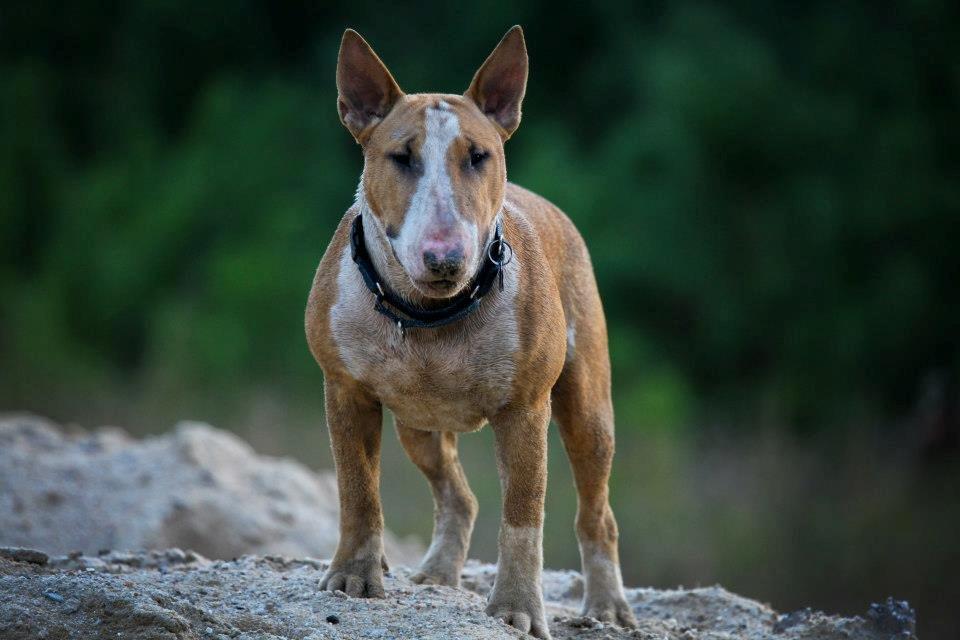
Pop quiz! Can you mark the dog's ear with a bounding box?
[465,26,528,140]
[337,29,404,144]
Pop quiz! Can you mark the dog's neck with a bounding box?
[355,181,504,309]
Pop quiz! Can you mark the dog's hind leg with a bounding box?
[551,324,638,628]
[395,424,478,587]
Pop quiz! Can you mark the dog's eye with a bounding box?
[470,150,489,168]
[390,152,412,169]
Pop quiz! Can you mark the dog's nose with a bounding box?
[422,244,465,278]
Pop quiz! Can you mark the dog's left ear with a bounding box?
[465,26,528,140]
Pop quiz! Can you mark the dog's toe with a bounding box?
[322,573,346,593]
[320,564,385,599]
[410,570,459,587]
[488,605,552,639]
[585,597,638,628]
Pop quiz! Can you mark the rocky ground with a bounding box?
[0,415,917,639]
[0,548,915,640]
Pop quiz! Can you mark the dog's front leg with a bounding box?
[319,377,387,598]
[487,403,552,639]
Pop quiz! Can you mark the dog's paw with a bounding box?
[410,555,463,588]
[584,595,638,628]
[410,569,460,587]
[320,556,386,598]
[487,598,551,639]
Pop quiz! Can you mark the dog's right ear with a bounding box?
[337,29,404,144]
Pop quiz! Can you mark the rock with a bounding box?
[0,548,48,565]
[0,414,421,566]
[0,550,914,640]
[866,598,916,636]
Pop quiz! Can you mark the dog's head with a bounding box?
[336,27,528,298]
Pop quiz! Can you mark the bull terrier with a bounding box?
[305,26,637,638]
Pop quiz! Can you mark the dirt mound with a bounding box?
[0,415,916,638]
[0,548,914,640]
[0,414,420,565]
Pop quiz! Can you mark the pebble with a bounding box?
[0,547,49,565]
[43,591,65,602]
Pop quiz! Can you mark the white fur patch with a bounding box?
[488,523,547,625]
[578,540,628,604]
[497,524,543,571]
[329,230,520,432]
[393,101,479,278]
[353,533,385,560]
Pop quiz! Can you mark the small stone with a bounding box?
[773,608,812,633]
[867,597,916,635]
[0,547,49,565]
[44,591,65,603]
[326,614,340,624]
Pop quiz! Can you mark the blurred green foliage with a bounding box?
[1,1,957,430]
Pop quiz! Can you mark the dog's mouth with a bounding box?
[413,278,461,296]
[384,236,475,300]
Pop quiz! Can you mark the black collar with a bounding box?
[350,214,512,336]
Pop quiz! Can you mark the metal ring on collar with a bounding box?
[487,238,514,267]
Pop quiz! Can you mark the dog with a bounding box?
[305,26,637,638]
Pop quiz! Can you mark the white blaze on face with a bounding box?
[394,101,478,282]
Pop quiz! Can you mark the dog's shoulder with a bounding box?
[497,184,573,403]
[305,205,358,374]
[503,182,590,281]
[504,182,582,244]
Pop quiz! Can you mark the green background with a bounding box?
[1,2,957,638]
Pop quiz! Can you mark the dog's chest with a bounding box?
[329,248,518,432]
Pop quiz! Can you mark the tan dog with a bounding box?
[305,26,636,638]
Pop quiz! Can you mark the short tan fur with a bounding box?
[305,26,636,638]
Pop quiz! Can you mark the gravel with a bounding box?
[0,550,915,640]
